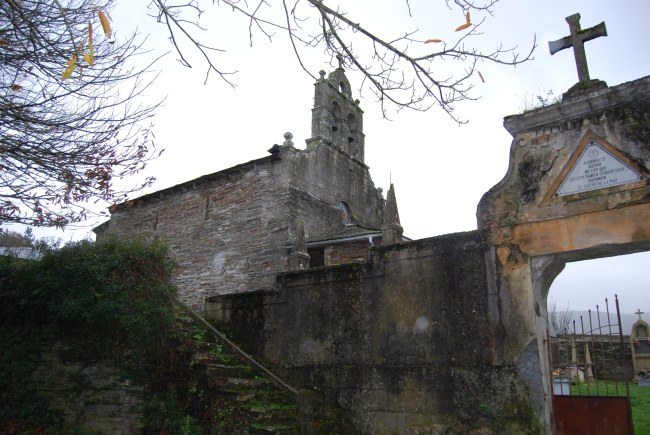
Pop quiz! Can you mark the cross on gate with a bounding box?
[548,13,607,83]
[635,309,645,322]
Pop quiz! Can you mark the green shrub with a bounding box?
[142,388,202,435]
[0,236,177,427]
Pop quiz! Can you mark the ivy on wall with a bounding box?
[0,237,177,430]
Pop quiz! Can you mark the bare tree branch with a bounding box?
[148,0,536,122]
[282,0,316,80]
[1,0,537,227]
[150,0,236,84]
[549,299,573,336]
[0,0,163,227]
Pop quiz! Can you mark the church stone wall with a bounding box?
[323,241,372,266]
[286,186,342,241]
[99,140,386,311]
[212,232,539,434]
[100,156,292,310]
[286,143,384,230]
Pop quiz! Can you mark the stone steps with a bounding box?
[169,309,352,433]
[172,316,302,433]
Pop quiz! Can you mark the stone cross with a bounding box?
[635,309,645,322]
[548,13,607,82]
[336,53,344,69]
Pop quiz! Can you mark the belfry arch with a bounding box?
[477,74,650,432]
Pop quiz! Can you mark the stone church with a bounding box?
[96,25,650,433]
[95,66,403,312]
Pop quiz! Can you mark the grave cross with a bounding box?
[548,13,607,83]
[635,309,645,322]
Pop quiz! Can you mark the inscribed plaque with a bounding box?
[557,140,642,196]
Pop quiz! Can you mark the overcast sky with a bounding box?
[10,0,649,317]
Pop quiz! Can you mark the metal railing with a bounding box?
[551,295,632,396]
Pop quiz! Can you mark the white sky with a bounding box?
[9,0,649,315]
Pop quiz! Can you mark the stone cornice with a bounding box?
[503,75,650,137]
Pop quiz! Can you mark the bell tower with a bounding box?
[309,56,365,162]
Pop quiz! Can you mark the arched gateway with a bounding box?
[477,15,649,432]
[477,73,650,431]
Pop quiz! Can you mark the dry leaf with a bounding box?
[61,54,77,80]
[98,10,111,39]
[83,21,94,66]
[11,84,22,91]
[424,39,443,44]
[455,11,472,32]
[0,39,9,46]
[478,70,485,83]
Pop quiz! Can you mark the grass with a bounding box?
[570,381,650,434]
[519,90,561,113]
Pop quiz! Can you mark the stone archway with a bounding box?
[530,242,650,426]
[478,75,650,432]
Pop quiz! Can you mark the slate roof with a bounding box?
[306,223,410,247]
[306,223,382,247]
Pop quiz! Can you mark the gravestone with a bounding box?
[631,309,650,376]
